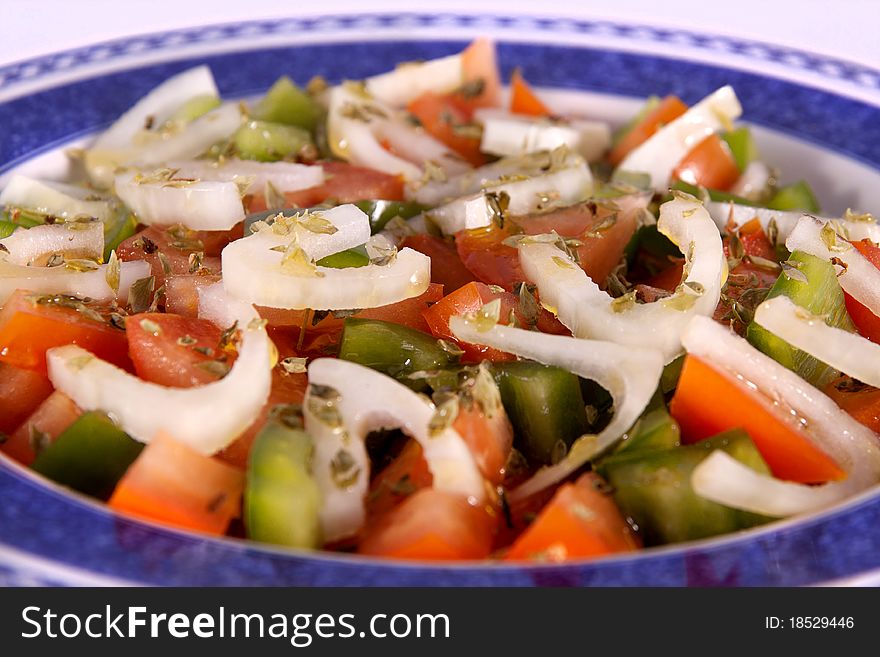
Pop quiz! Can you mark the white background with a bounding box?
[1,0,877,70]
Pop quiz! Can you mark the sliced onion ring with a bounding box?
[0,221,104,266]
[0,258,150,305]
[682,315,880,502]
[754,296,880,389]
[692,451,847,517]
[46,282,272,456]
[520,193,725,363]
[114,169,245,231]
[449,316,663,500]
[616,85,742,190]
[304,358,485,542]
[0,175,114,223]
[785,214,880,318]
[426,162,593,235]
[168,159,324,195]
[365,54,464,107]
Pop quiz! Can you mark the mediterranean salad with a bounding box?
[2,38,879,562]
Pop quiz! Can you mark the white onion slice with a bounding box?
[91,66,218,151]
[0,258,150,305]
[46,282,271,455]
[520,193,724,362]
[692,451,848,517]
[728,161,771,201]
[167,159,324,194]
[0,175,113,223]
[407,150,582,206]
[131,103,242,167]
[0,221,104,266]
[326,85,422,181]
[475,109,611,162]
[705,202,880,245]
[450,316,663,500]
[114,170,244,230]
[755,296,880,388]
[365,54,464,106]
[304,357,485,541]
[785,214,880,317]
[224,245,429,311]
[616,86,742,190]
[682,315,880,499]
[426,163,593,235]
[372,120,471,176]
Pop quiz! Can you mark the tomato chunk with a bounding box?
[843,239,880,344]
[358,488,496,560]
[824,375,880,433]
[505,473,640,562]
[0,361,53,434]
[459,37,503,110]
[2,391,81,466]
[108,431,245,536]
[509,68,551,117]
[408,92,485,166]
[608,95,688,166]
[126,312,235,388]
[0,289,131,374]
[670,355,845,483]
[116,224,233,287]
[248,161,404,211]
[673,133,741,191]
[400,234,475,293]
[164,274,222,318]
[452,402,513,485]
[366,439,434,520]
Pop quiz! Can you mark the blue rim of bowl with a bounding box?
[1,14,879,586]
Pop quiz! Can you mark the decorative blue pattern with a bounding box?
[0,14,878,94]
[1,16,879,587]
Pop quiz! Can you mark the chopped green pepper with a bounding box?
[315,245,370,269]
[491,361,591,465]
[245,408,322,549]
[31,412,143,500]
[746,250,854,387]
[0,220,17,239]
[767,180,820,213]
[103,211,138,261]
[353,199,427,234]
[607,406,681,459]
[234,120,314,162]
[338,318,459,390]
[599,429,772,545]
[722,127,760,172]
[252,76,322,132]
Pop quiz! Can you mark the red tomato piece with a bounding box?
[116,225,225,288]
[125,312,236,388]
[452,402,513,486]
[459,37,503,110]
[2,391,81,466]
[108,431,245,536]
[358,488,496,560]
[0,289,131,375]
[824,375,880,433]
[608,95,688,166]
[407,92,485,166]
[366,439,434,520]
[422,281,517,362]
[0,361,53,434]
[400,234,476,293]
[163,273,222,318]
[843,239,880,344]
[670,355,845,483]
[505,473,640,562]
[247,161,405,212]
[509,68,551,117]
[672,133,741,191]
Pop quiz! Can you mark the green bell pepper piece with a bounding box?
[722,127,760,172]
[767,180,820,213]
[31,412,143,500]
[235,120,314,162]
[253,77,322,132]
[315,245,370,269]
[245,408,322,549]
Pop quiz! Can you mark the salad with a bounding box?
[1,38,879,563]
